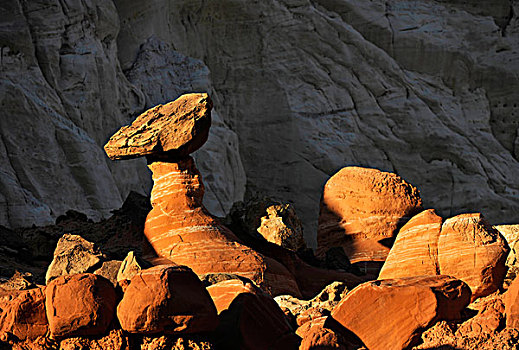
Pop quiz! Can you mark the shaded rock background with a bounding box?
[1,0,519,248]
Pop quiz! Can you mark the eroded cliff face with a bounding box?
[0,0,244,227]
[116,0,519,245]
[1,0,519,247]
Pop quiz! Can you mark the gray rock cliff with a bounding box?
[1,0,518,247]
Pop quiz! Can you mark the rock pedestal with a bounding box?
[144,157,300,296]
[106,94,301,297]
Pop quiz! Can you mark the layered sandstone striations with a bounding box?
[380,212,509,300]
[144,157,299,296]
[379,209,443,279]
[317,166,423,262]
[106,94,301,296]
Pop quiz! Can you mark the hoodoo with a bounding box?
[105,93,300,296]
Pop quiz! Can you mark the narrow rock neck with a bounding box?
[147,156,205,213]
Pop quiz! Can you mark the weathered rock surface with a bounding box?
[116,251,149,288]
[505,276,519,329]
[299,324,347,350]
[0,0,151,228]
[439,214,509,300]
[380,211,509,300]
[331,276,471,350]
[317,166,423,261]
[257,203,306,252]
[496,224,519,286]
[58,328,128,350]
[208,279,300,349]
[0,288,47,341]
[117,265,218,334]
[275,281,349,327]
[414,293,518,350]
[94,260,122,287]
[113,0,519,248]
[0,272,35,291]
[144,157,301,297]
[45,234,104,284]
[206,279,260,314]
[104,93,212,160]
[45,274,116,338]
[2,0,519,247]
[379,209,442,279]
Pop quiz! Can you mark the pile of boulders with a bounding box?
[1,93,519,349]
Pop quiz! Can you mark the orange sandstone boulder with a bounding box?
[331,276,471,350]
[505,276,519,329]
[379,209,442,279]
[45,273,116,338]
[379,212,509,300]
[144,158,300,297]
[0,288,47,341]
[439,213,508,300]
[116,265,218,334]
[317,167,423,262]
[208,279,300,349]
[104,93,212,160]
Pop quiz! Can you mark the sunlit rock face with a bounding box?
[2,0,519,244]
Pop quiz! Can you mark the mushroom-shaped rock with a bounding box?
[207,279,300,349]
[45,273,116,338]
[316,167,423,262]
[331,276,471,350]
[0,287,47,341]
[116,265,218,334]
[144,157,301,297]
[379,211,509,300]
[104,93,212,159]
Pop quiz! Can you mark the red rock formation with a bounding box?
[45,274,116,338]
[104,93,212,160]
[378,209,442,279]
[439,213,509,300]
[505,276,519,329]
[0,288,47,341]
[144,157,301,297]
[207,279,301,349]
[379,211,509,300]
[116,265,218,334]
[299,324,347,350]
[317,167,423,262]
[206,279,259,313]
[58,328,128,350]
[331,276,471,350]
